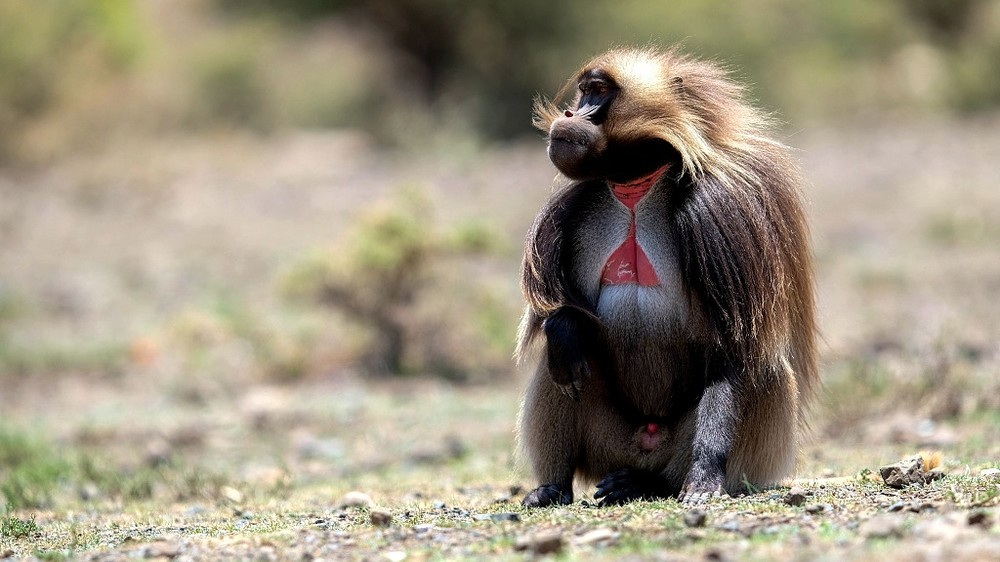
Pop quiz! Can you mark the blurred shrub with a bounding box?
[283,187,514,379]
[186,23,281,132]
[216,0,597,139]
[0,0,145,163]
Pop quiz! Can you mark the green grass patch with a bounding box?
[1,512,40,538]
[0,427,71,509]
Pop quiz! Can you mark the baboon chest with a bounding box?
[569,186,697,413]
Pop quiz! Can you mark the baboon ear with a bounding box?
[670,76,684,94]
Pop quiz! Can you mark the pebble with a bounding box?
[473,512,521,522]
[783,486,807,506]
[684,508,707,528]
[576,527,619,547]
[221,486,244,504]
[384,551,407,562]
[370,508,392,528]
[514,530,564,555]
[968,510,993,529]
[341,491,374,508]
[879,456,925,488]
[923,467,946,484]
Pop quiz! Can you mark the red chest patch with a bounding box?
[600,164,670,286]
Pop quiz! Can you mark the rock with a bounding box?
[684,509,707,528]
[473,512,521,522]
[576,527,619,547]
[860,515,904,539]
[879,456,926,488]
[783,486,808,506]
[340,491,374,508]
[370,508,392,528]
[980,468,1000,479]
[1,550,14,559]
[514,530,564,555]
[221,486,243,504]
[923,467,946,484]
[968,510,993,529]
[384,551,406,562]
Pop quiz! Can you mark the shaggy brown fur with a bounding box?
[516,46,817,507]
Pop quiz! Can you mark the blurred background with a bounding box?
[2,0,999,514]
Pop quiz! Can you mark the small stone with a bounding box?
[783,486,807,506]
[968,510,993,529]
[514,530,564,555]
[1,550,15,559]
[805,504,825,514]
[704,548,725,561]
[923,467,946,484]
[576,527,619,547]
[221,486,243,504]
[879,456,925,489]
[384,551,406,562]
[370,508,392,528]
[340,491,374,508]
[860,515,904,539]
[413,523,435,534]
[684,508,707,528]
[473,512,521,523]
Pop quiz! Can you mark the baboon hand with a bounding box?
[594,469,670,506]
[522,483,573,508]
[547,346,589,401]
[543,307,596,401]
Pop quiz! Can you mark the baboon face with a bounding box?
[545,65,676,183]
[546,69,619,180]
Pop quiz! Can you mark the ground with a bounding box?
[1,119,999,560]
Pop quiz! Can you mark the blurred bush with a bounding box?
[283,187,514,380]
[0,0,145,163]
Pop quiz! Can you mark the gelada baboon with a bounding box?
[516,47,817,507]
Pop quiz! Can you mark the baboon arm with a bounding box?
[679,368,738,504]
[542,306,613,400]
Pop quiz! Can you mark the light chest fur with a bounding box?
[569,183,705,416]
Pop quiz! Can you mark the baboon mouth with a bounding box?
[551,135,589,147]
